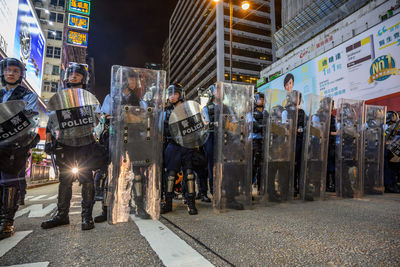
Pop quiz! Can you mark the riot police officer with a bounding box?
[326,101,337,192]
[0,58,39,240]
[202,85,217,195]
[252,92,267,193]
[41,63,100,230]
[93,94,111,222]
[284,90,304,195]
[162,83,197,215]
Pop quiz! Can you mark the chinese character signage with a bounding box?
[68,13,89,31]
[259,14,400,103]
[69,0,90,16]
[67,30,88,47]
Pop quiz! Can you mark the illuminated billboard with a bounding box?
[69,0,90,16]
[68,13,90,31]
[259,14,400,103]
[0,0,46,96]
[67,30,88,47]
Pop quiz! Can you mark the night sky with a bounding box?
[88,0,178,103]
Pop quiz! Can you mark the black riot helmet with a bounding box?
[285,90,301,108]
[64,63,89,89]
[254,92,265,108]
[167,83,184,102]
[0,58,26,86]
[386,110,399,123]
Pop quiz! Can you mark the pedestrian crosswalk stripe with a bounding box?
[131,215,214,267]
[0,231,32,257]
[15,204,57,219]
[47,194,58,200]
[29,195,47,201]
[5,262,50,267]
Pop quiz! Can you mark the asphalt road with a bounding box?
[0,183,399,266]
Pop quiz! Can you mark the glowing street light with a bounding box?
[241,1,250,10]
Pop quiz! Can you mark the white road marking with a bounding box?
[0,231,32,257]
[6,262,50,267]
[69,211,81,215]
[70,202,81,208]
[29,195,47,201]
[131,215,214,267]
[47,194,58,200]
[24,196,35,201]
[15,204,57,218]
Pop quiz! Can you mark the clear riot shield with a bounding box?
[262,89,298,203]
[47,88,100,147]
[213,82,253,211]
[299,95,332,201]
[363,105,386,194]
[336,99,365,198]
[108,66,165,223]
[0,100,39,148]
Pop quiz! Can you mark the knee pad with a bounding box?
[167,170,176,193]
[134,174,142,197]
[186,169,195,194]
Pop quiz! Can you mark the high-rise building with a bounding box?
[33,0,67,100]
[167,0,274,99]
[162,38,170,83]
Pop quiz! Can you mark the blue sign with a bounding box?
[13,0,45,95]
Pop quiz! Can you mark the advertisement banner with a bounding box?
[69,0,90,16]
[13,0,45,96]
[66,30,88,47]
[68,13,90,31]
[0,0,18,56]
[259,14,400,104]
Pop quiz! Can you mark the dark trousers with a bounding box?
[204,134,214,194]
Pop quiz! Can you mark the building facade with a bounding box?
[33,0,66,100]
[167,0,274,99]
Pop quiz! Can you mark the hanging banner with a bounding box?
[259,14,400,103]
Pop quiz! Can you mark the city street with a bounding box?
[0,183,399,266]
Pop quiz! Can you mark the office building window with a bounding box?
[49,12,56,22]
[57,13,64,23]
[50,0,57,5]
[43,81,50,92]
[47,31,55,40]
[46,46,53,57]
[52,65,60,75]
[35,9,41,18]
[55,30,62,40]
[58,0,65,8]
[54,47,61,59]
[51,82,58,92]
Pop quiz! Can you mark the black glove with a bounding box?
[44,142,54,154]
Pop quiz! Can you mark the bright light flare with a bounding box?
[72,167,79,174]
[241,1,250,10]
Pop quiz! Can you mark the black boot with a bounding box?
[201,194,211,203]
[161,196,173,214]
[226,198,244,210]
[41,181,71,229]
[94,205,107,223]
[0,187,19,240]
[134,197,150,219]
[81,183,95,230]
[186,196,198,215]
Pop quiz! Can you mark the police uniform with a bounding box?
[0,58,39,240]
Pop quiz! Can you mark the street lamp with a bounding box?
[213,0,250,82]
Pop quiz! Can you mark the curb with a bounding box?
[27,181,59,189]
